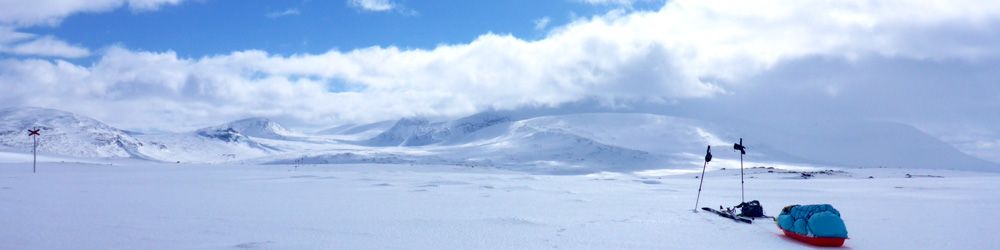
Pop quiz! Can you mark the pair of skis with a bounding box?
[701,206,753,224]
[702,205,776,224]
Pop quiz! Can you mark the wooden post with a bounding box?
[33,135,37,173]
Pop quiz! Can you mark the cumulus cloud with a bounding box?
[2,0,1000,134]
[0,0,185,57]
[0,0,186,27]
[348,0,396,12]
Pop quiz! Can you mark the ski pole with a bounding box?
[734,138,746,203]
[695,145,711,211]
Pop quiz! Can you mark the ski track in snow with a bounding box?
[1,162,998,249]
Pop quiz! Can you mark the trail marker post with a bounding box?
[28,128,40,173]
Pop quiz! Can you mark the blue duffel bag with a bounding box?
[777,204,848,238]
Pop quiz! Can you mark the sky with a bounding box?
[1,0,1000,163]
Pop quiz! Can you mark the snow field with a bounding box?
[1,162,997,249]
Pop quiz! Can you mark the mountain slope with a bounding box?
[0,107,147,158]
[133,117,299,162]
[317,120,395,137]
[198,117,296,140]
[364,112,514,147]
[134,131,280,163]
[732,119,999,170]
[364,117,438,146]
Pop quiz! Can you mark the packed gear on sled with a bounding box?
[776,204,849,247]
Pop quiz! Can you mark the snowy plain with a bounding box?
[2,157,998,249]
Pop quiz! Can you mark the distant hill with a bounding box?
[0,107,147,158]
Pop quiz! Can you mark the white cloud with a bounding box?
[266,8,301,19]
[127,0,184,11]
[534,17,552,31]
[0,27,36,44]
[348,0,395,12]
[0,0,186,27]
[2,0,1000,132]
[0,0,187,58]
[0,36,91,58]
[0,27,90,58]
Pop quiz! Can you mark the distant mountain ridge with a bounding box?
[0,106,996,173]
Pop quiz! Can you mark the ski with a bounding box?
[738,214,775,222]
[701,207,752,224]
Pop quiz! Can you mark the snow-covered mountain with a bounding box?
[438,116,675,173]
[282,111,999,173]
[1,106,996,173]
[317,120,395,137]
[730,119,999,170]
[364,117,436,146]
[364,112,514,147]
[198,117,296,140]
[129,117,303,163]
[0,107,147,158]
[134,130,279,163]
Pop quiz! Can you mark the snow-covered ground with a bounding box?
[2,158,998,249]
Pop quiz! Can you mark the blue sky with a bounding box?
[2,0,1000,163]
[19,0,661,59]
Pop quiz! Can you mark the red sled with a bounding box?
[780,228,846,247]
